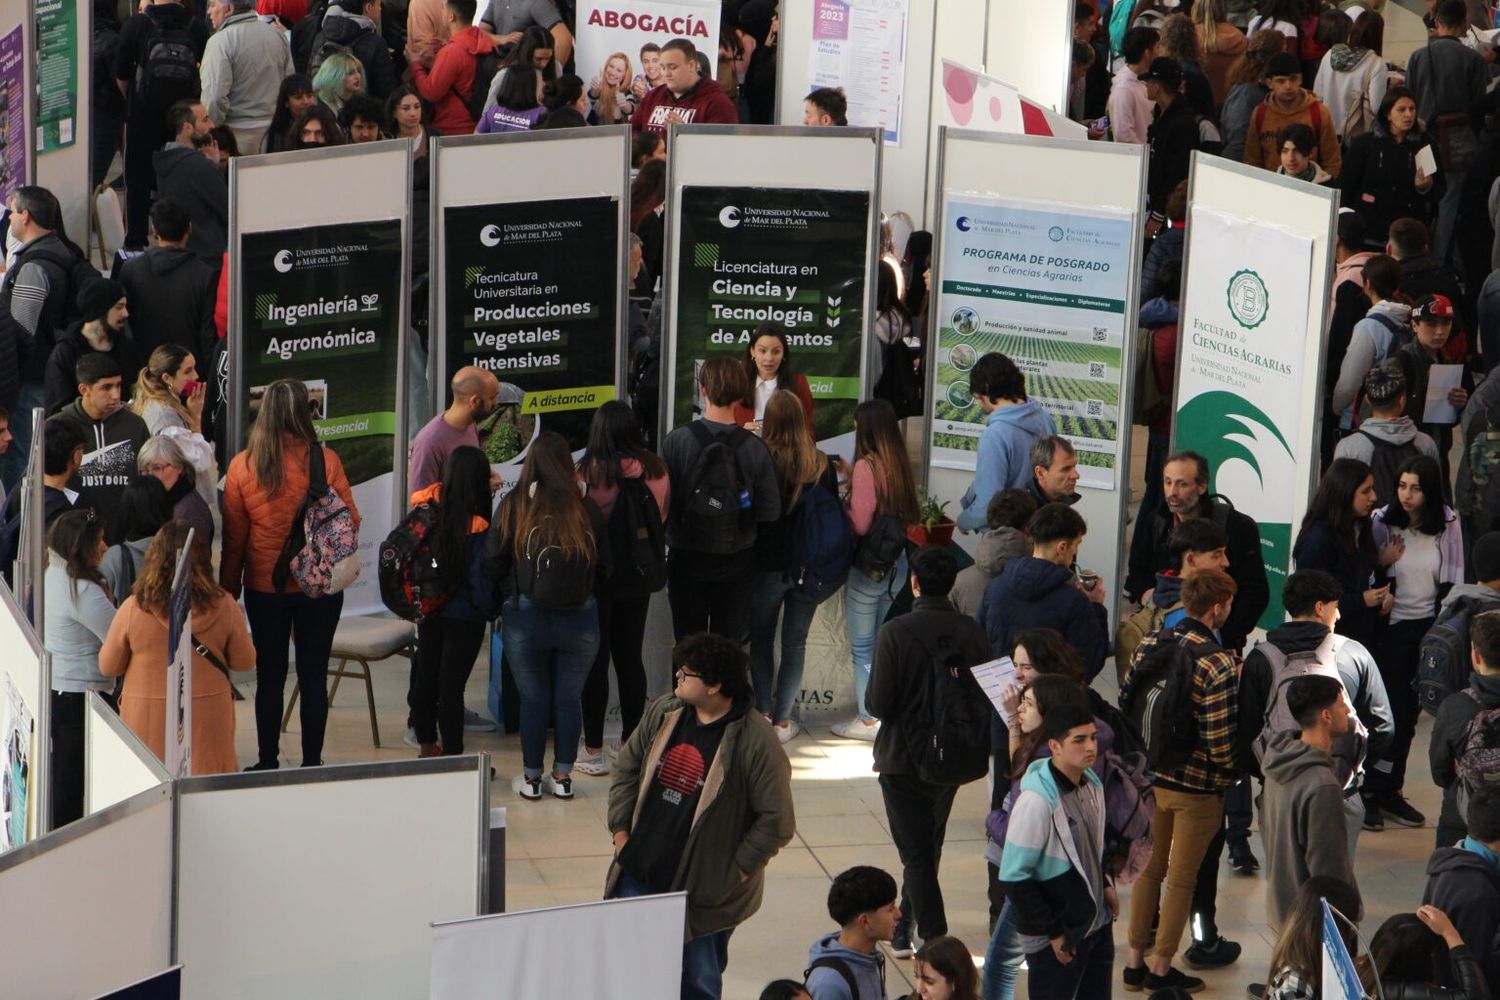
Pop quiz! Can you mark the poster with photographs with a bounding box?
[1,674,32,851]
[575,0,721,121]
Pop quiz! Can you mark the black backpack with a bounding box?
[1357,430,1420,508]
[513,524,594,610]
[290,0,330,74]
[628,339,660,447]
[466,51,507,121]
[378,502,452,623]
[134,17,200,110]
[679,422,753,555]
[1120,627,1211,772]
[804,956,860,997]
[901,624,992,786]
[1419,596,1495,716]
[873,334,923,419]
[606,476,667,598]
[784,480,852,604]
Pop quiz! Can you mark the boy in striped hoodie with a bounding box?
[995,703,1117,1000]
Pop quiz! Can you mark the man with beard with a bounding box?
[44,279,140,417]
[153,101,228,267]
[408,365,503,493]
[45,355,150,546]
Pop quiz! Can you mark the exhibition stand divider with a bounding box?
[85,689,171,816]
[430,892,690,998]
[429,127,630,470]
[1173,153,1338,629]
[660,124,882,455]
[923,127,1146,631]
[227,140,412,617]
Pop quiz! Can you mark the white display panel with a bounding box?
[984,0,1072,113]
[84,691,170,816]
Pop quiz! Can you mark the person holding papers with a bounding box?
[1339,87,1439,254]
[865,545,991,959]
[1397,294,1473,482]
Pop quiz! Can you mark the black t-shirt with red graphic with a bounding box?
[619,700,745,892]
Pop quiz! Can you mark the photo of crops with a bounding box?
[933,325,1120,465]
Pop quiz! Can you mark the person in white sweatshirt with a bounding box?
[1330,254,1412,429]
[1314,13,1389,143]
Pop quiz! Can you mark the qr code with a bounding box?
[1091,327,1107,342]
[1088,362,1106,379]
[1086,399,1103,417]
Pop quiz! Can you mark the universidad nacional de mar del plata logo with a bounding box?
[1226,268,1269,329]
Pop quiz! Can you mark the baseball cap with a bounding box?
[1412,294,1455,322]
[1138,57,1183,87]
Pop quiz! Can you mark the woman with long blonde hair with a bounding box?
[588,51,637,124]
[221,378,360,770]
[749,391,839,742]
[132,343,206,435]
[835,399,920,740]
[485,431,608,801]
[1196,0,1249,106]
[100,520,255,775]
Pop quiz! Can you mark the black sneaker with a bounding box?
[1362,799,1385,832]
[1246,985,1266,1000]
[1228,838,1260,875]
[1380,794,1426,828]
[243,760,278,771]
[1145,967,1205,994]
[1184,936,1241,968]
[1122,965,1147,992]
[889,920,914,959]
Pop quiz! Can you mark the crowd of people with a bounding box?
[7,0,1500,997]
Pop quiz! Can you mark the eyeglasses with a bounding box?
[674,666,703,680]
[144,463,175,476]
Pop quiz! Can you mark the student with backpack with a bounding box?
[996,702,1117,1000]
[1115,517,1231,680]
[1333,361,1440,502]
[221,379,361,771]
[1239,569,1394,853]
[1121,569,1241,995]
[406,0,498,135]
[836,399,921,741]
[660,356,780,642]
[402,446,501,758]
[1432,608,1500,848]
[1458,378,1500,561]
[1424,784,1500,992]
[748,391,843,745]
[1293,458,1391,652]
[1422,534,1500,712]
[1260,675,1363,929]
[1313,11,1388,146]
[1243,52,1343,178]
[803,866,898,1000]
[576,401,669,774]
[866,546,990,954]
[1329,255,1412,433]
[484,432,609,801]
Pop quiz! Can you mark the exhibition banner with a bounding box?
[575,0,720,122]
[671,185,870,444]
[1175,206,1313,629]
[35,0,77,151]
[0,25,26,202]
[239,219,404,613]
[807,0,908,143]
[442,196,619,464]
[164,540,192,779]
[929,194,1131,489]
[1,672,30,851]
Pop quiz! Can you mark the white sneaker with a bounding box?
[832,717,881,741]
[512,774,542,800]
[774,720,801,744]
[463,708,498,733]
[575,748,611,776]
[402,727,419,749]
[545,773,574,799]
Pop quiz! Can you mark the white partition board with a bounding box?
[984,0,1072,113]
[85,691,170,815]
[925,129,1145,630]
[0,786,173,999]
[0,576,41,717]
[231,142,410,234]
[175,759,486,1000]
[431,893,687,998]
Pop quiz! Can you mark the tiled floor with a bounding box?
[235,647,1448,998]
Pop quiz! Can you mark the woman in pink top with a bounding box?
[575,401,670,775]
[835,399,921,740]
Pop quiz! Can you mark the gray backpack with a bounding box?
[1251,633,1368,788]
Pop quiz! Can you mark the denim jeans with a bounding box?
[614,870,733,1000]
[244,588,344,766]
[748,571,819,722]
[502,596,599,778]
[0,382,43,492]
[1025,924,1114,1000]
[844,551,906,721]
[981,900,1023,1000]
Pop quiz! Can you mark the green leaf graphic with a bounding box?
[1176,390,1293,489]
[693,243,720,268]
[254,293,275,320]
[464,266,482,287]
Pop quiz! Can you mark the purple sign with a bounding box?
[0,26,24,204]
[814,0,850,40]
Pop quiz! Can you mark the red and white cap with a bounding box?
[1412,294,1454,321]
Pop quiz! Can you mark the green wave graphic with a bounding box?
[1177,390,1293,488]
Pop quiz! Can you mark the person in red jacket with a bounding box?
[629,37,738,136]
[407,0,497,135]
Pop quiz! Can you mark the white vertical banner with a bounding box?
[574,0,720,110]
[1175,205,1313,630]
[805,0,909,143]
[1320,900,1363,1000]
[164,537,192,778]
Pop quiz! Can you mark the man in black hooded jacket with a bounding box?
[117,198,217,362]
[1425,783,1500,990]
[309,0,399,99]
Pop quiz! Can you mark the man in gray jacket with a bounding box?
[1261,674,1362,930]
[1333,361,1439,504]
[201,0,295,154]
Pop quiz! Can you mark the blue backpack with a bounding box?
[785,482,852,604]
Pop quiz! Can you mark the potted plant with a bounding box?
[908,495,955,548]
